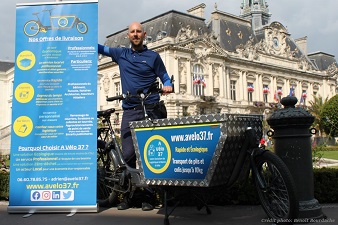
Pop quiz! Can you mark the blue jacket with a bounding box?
[98,44,171,109]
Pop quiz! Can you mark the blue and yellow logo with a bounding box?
[143,135,171,174]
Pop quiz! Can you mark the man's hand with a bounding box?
[162,85,173,95]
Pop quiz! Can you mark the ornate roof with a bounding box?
[0,61,14,73]
[102,4,337,72]
[104,10,208,48]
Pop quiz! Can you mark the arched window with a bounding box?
[192,64,205,96]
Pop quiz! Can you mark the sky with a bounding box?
[1,0,338,62]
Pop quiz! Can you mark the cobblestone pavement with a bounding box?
[0,201,337,225]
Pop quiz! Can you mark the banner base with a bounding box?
[7,204,98,214]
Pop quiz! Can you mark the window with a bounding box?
[114,113,120,125]
[230,80,236,100]
[200,107,206,115]
[114,82,121,96]
[156,31,167,40]
[182,106,189,116]
[192,64,205,96]
[263,85,269,103]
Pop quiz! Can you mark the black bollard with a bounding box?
[267,96,323,219]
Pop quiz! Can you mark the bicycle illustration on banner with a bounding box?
[23,8,88,37]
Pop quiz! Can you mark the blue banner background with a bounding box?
[135,124,221,180]
[10,1,98,211]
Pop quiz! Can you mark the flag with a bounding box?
[274,90,279,102]
[299,92,307,106]
[299,95,304,105]
[247,84,254,92]
[288,86,294,96]
[263,87,269,94]
[201,76,206,87]
[193,75,200,84]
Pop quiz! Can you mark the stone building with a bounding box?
[1,1,338,154]
[0,61,14,155]
[97,1,338,129]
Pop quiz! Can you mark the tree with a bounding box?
[321,94,338,137]
[308,95,329,136]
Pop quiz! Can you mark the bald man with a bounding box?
[98,22,172,211]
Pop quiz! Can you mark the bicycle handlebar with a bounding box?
[106,75,175,102]
[106,94,126,102]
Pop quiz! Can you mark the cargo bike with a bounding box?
[96,81,299,224]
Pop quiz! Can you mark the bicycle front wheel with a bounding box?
[253,149,299,221]
[97,140,118,207]
[76,21,88,34]
[23,20,40,37]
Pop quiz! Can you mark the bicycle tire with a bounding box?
[97,140,118,207]
[253,149,299,221]
[76,21,88,34]
[23,20,40,37]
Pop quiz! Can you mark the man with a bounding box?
[98,22,173,210]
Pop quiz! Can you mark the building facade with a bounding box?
[0,61,14,155]
[1,1,338,154]
[97,2,338,130]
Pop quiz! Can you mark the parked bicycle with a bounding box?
[96,77,299,225]
[23,8,88,37]
[97,77,174,207]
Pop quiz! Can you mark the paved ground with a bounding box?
[0,201,337,225]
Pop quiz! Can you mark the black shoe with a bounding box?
[142,202,154,211]
[117,201,129,210]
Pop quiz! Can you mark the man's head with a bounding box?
[127,22,146,51]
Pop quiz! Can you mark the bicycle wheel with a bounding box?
[23,20,40,37]
[253,149,299,220]
[97,140,118,207]
[76,21,88,34]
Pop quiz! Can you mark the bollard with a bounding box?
[267,96,323,219]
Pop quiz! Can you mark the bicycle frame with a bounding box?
[23,8,88,37]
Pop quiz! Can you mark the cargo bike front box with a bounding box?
[130,113,263,188]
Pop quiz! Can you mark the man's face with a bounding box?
[127,23,145,48]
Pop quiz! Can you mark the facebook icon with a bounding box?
[31,191,40,201]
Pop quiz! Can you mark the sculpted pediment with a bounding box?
[327,62,338,76]
[236,21,300,61]
[176,38,227,60]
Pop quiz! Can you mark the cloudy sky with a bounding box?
[1,0,338,62]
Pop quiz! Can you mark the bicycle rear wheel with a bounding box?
[253,149,299,221]
[97,140,117,207]
[23,20,40,37]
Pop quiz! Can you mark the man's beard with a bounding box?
[131,39,143,48]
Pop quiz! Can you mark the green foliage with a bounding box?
[313,168,338,203]
[312,145,324,166]
[0,171,9,200]
[308,95,329,135]
[321,94,338,137]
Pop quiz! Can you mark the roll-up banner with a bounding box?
[9,0,98,213]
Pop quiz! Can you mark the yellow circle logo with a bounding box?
[13,116,33,137]
[15,83,34,103]
[144,135,171,174]
[16,50,36,70]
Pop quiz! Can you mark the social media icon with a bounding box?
[31,191,40,200]
[62,191,72,200]
[52,191,61,200]
[42,191,51,200]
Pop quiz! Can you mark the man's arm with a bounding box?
[98,44,110,56]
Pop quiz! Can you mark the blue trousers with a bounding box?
[121,106,163,168]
